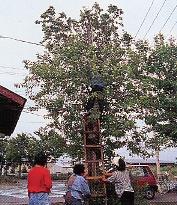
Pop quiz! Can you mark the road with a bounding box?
[0,180,177,205]
[150,192,177,205]
[0,180,65,205]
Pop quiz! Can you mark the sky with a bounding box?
[0,0,177,160]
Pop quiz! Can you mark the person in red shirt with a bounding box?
[27,152,52,205]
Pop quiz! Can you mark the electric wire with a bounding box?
[18,119,46,124]
[0,65,25,70]
[22,110,44,117]
[143,0,167,39]
[166,21,177,38]
[159,4,177,33]
[0,71,26,76]
[0,35,44,46]
[22,110,50,124]
[135,0,155,38]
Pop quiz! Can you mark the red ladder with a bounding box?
[83,114,107,199]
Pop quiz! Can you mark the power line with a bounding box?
[0,35,44,46]
[0,65,25,70]
[0,71,26,76]
[135,0,155,38]
[22,110,44,117]
[19,121,47,124]
[143,0,167,39]
[166,21,177,38]
[159,4,177,33]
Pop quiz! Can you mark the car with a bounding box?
[128,165,158,199]
[106,164,158,200]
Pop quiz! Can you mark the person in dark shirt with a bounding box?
[27,152,52,205]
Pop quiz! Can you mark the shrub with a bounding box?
[52,173,71,180]
[0,175,18,184]
[133,183,149,205]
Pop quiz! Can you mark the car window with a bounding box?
[130,167,145,177]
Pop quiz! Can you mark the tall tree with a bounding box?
[5,133,37,176]
[133,34,177,154]
[35,128,67,159]
[18,4,161,160]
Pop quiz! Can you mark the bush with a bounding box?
[88,197,120,205]
[133,183,148,205]
[0,175,18,184]
[20,173,28,180]
[52,173,71,180]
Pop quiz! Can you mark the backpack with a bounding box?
[64,175,76,205]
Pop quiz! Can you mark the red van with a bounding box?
[128,165,158,199]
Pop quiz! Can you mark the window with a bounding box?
[131,167,145,177]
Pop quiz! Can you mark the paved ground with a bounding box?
[0,180,65,205]
[0,192,177,205]
[0,195,64,205]
[0,180,177,205]
[150,192,177,205]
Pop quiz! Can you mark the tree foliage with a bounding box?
[0,132,64,176]
[5,133,38,166]
[18,4,177,160]
[136,35,177,151]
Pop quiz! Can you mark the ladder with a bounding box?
[83,113,107,203]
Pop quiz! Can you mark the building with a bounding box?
[49,156,73,174]
[125,158,175,166]
[0,85,26,136]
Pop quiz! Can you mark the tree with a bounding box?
[34,128,67,159]
[18,3,147,160]
[137,35,177,149]
[5,133,38,177]
[128,34,177,175]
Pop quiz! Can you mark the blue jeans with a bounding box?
[29,193,51,205]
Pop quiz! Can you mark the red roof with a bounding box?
[0,85,26,136]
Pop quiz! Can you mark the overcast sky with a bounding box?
[0,0,177,160]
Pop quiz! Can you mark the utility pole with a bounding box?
[155,148,161,177]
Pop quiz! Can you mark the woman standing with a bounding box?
[65,164,91,205]
[104,157,134,205]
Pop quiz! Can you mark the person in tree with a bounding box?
[27,152,52,205]
[85,74,108,114]
[65,163,91,205]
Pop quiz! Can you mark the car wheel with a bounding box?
[145,188,155,200]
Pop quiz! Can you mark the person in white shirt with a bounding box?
[104,157,134,205]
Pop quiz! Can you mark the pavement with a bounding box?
[0,180,65,205]
[0,182,177,205]
[0,195,64,205]
[1,193,177,205]
[150,192,177,205]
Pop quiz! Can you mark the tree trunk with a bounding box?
[18,162,22,178]
[156,149,161,177]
